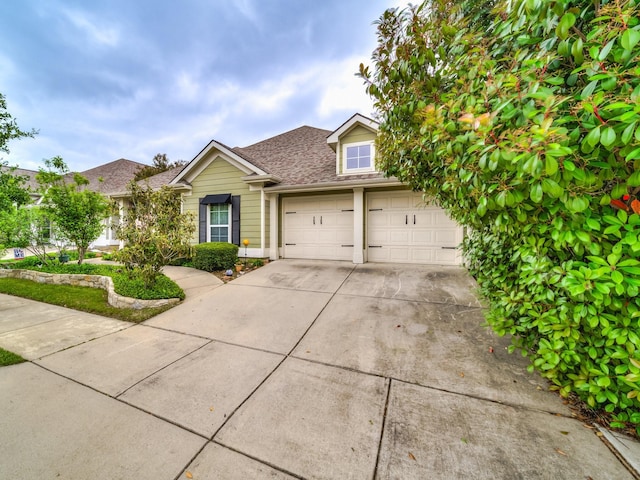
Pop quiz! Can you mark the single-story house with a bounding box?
[5,114,463,264]
[170,113,464,265]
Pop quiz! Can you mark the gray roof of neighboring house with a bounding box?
[138,165,187,190]
[1,167,41,193]
[78,158,147,194]
[232,125,384,186]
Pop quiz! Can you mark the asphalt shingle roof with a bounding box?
[1,167,40,192]
[78,158,147,195]
[139,165,186,190]
[233,125,384,187]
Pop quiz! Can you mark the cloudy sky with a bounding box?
[0,0,407,172]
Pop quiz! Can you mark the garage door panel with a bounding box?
[283,195,354,261]
[367,191,463,266]
[433,229,460,245]
[411,230,434,244]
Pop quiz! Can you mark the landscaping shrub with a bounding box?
[363,0,640,432]
[6,262,184,300]
[193,242,238,271]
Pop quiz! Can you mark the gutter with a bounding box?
[263,177,403,194]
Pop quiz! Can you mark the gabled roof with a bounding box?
[233,126,337,186]
[78,158,146,195]
[170,139,267,185]
[326,113,379,145]
[232,121,385,187]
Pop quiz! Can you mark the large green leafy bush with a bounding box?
[362,0,640,430]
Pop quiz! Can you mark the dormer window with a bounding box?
[343,141,375,174]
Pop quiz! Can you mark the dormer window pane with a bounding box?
[346,145,371,170]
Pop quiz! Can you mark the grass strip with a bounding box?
[0,347,26,367]
[0,278,172,323]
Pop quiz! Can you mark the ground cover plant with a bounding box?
[4,259,184,300]
[362,0,640,432]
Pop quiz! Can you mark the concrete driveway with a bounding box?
[0,260,633,479]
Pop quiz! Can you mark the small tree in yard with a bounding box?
[0,91,37,257]
[115,181,195,287]
[37,156,110,264]
[362,0,640,432]
[1,207,53,264]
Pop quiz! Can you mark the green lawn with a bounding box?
[0,347,26,367]
[0,278,173,323]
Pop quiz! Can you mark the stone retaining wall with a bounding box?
[0,269,180,310]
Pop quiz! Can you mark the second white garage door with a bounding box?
[283,195,354,261]
[367,191,463,265]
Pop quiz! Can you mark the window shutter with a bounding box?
[231,195,240,246]
[199,200,207,243]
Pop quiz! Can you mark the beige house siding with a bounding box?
[338,126,377,174]
[183,156,263,247]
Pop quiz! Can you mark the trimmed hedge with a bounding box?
[193,242,238,271]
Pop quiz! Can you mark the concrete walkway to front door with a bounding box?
[0,260,634,479]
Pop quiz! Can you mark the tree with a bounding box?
[0,92,37,256]
[37,157,110,264]
[133,153,185,181]
[0,162,31,212]
[115,181,195,287]
[0,163,32,256]
[362,0,640,431]
[0,92,37,158]
[0,206,53,264]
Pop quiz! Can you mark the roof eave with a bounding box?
[263,176,402,194]
[326,113,379,145]
[170,140,267,185]
[241,174,282,185]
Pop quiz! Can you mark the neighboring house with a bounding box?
[1,166,42,204]
[2,159,150,249]
[170,113,464,265]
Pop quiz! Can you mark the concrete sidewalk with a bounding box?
[0,260,636,479]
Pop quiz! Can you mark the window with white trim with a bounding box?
[343,142,375,173]
[209,203,231,243]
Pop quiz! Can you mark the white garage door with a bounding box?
[283,195,354,261]
[367,191,463,265]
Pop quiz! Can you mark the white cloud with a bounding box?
[61,8,120,47]
[315,56,375,119]
[175,72,201,102]
[233,0,261,28]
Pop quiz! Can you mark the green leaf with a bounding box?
[545,156,558,175]
[477,197,488,217]
[622,122,637,145]
[581,81,598,99]
[611,270,624,284]
[586,126,601,147]
[621,29,640,51]
[626,148,640,162]
[600,127,616,147]
[599,38,616,61]
[542,178,563,198]
[575,231,590,243]
[629,170,640,187]
[569,196,589,213]
[530,183,543,203]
